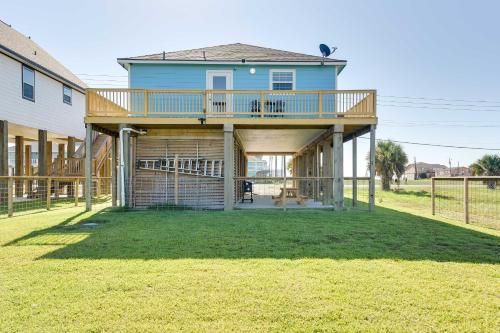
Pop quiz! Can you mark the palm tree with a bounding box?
[469,154,500,189]
[368,140,408,191]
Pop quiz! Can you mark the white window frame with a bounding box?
[22,65,35,102]
[269,69,296,91]
[63,85,72,105]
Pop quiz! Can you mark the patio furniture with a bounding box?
[250,99,285,117]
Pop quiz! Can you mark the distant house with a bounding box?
[247,156,268,177]
[435,166,471,177]
[404,162,447,179]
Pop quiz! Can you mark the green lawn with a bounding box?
[1,205,499,332]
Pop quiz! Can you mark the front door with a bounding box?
[206,70,233,116]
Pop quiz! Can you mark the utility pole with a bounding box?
[448,158,452,177]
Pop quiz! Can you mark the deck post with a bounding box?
[333,125,344,210]
[85,124,93,211]
[0,121,8,177]
[67,136,75,158]
[224,124,234,211]
[322,139,332,205]
[46,141,53,175]
[174,154,179,205]
[15,136,24,197]
[25,144,32,195]
[38,130,47,176]
[111,135,117,207]
[369,125,376,212]
[352,135,357,207]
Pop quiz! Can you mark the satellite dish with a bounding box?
[319,44,331,57]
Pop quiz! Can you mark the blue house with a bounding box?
[85,43,377,211]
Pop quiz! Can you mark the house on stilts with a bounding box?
[84,43,377,211]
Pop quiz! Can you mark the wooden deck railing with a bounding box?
[86,89,376,118]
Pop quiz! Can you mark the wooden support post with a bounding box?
[46,177,51,210]
[38,130,48,176]
[7,177,13,217]
[333,125,344,211]
[322,139,332,205]
[174,154,179,205]
[58,143,65,158]
[85,124,93,211]
[25,145,32,195]
[15,136,24,197]
[464,177,469,224]
[352,135,358,207]
[74,178,79,206]
[369,125,376,212]
[46,141,53,175]
[431,177,435,215]
[96,178,101,197]
[111,136,117,207]
[224,124,234,211]
[67,136,75,158]
[0,121,8,177]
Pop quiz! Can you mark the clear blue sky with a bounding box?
[2,0,499,175]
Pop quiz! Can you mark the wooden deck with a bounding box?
[86,89,376,127]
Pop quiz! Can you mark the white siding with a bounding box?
[0,53,85,138]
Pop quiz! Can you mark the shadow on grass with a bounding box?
[5,206,499,263]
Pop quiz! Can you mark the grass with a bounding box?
[1,206,499,332]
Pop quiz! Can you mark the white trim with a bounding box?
[269,69,296,90]
[206,70,233,90]
[118,59,346,67]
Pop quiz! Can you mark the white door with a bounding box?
[206,70,233,116]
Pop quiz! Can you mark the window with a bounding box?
[63,85,72,105]
[270,70,295,90]
[22,65,35,101]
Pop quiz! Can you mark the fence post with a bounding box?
[174,154,179,205]
[74,178,79,206]
[46,178,51,211]
[464,177,469,224]
[7,178,13,217]
[431,177,435,215]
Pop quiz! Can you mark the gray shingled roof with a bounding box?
[118,43,346,64]
[0,20,86,91]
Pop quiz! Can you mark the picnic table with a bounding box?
[273,187,307,206]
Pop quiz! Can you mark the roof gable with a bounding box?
[118,43,346,65]
[0,21,86,91]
